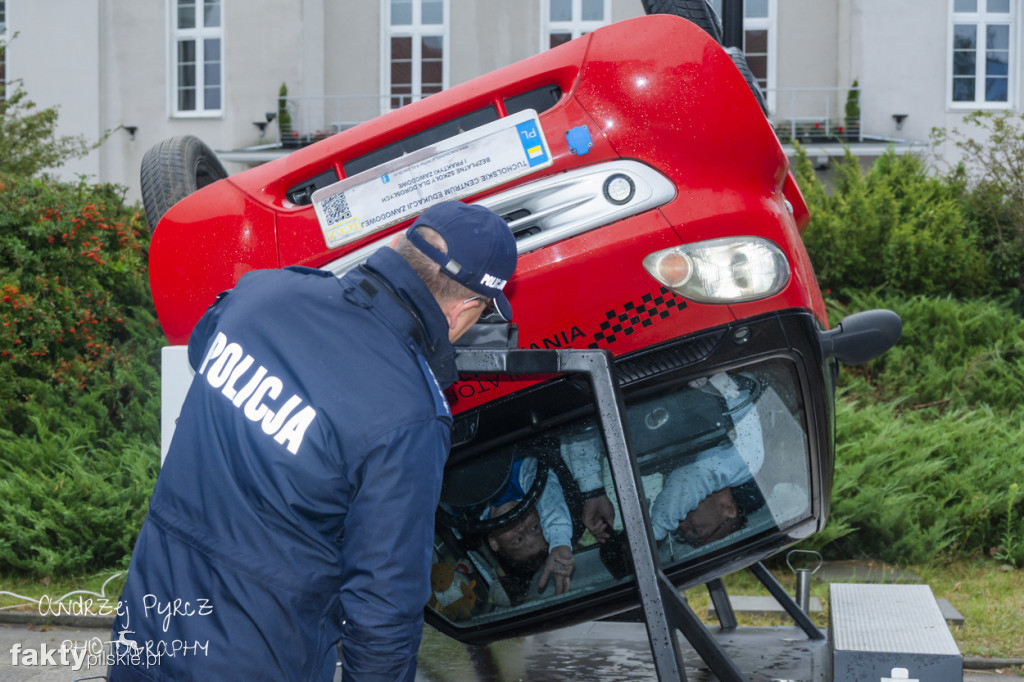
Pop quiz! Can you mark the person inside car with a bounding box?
[484,456,576,596]
[650,371,767,546]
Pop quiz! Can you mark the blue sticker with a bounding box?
[515,120,550,167]
[565,125,593,156]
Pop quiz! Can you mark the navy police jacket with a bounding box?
[111,249,456,681]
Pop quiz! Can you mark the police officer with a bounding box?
[109,201,517,681]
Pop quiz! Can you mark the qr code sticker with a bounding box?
[320,192,352,226]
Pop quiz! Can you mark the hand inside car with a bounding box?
[539,545,575,595]
[582,494,616,543]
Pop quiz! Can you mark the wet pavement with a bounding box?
[1,621,1021,681]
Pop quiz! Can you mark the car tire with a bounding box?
[642,0,723,44]
[140,135,228,232]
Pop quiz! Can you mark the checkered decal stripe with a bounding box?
[588,288,687,348]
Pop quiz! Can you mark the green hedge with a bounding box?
[0,422,158,575]
[803,292,1024,566]
[811,397,1024,566]
[795,147,992,298]
[830,290,1024,413]
[788,134,1024,565]
[0,174,163,577]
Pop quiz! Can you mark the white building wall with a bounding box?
[611,0,646,23]
[777,0,838,91]
[8,0,313,199]
[932,0,1024,168]
[446,0,644,86]
[450,0,538,84]
[775,0,840,123]
[98,1,166,198]
[851,0,947,145]
[7,0,103,182]
[325,0,379,123]
[841,0,1024,163]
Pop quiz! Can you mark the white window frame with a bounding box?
[168,0,224,118]
[381,0,450,115]
[540,0,612,53]
[743,0,776,113]
[947,0,1017,109]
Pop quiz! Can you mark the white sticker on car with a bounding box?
[312,109,553,249]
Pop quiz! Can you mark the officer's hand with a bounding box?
[539,545,575,595]
[582,495,615,543]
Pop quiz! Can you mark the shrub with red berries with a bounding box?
[0,176,163,439]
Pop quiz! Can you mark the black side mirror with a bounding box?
[820,309,903,366]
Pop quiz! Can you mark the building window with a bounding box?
[171,0,223,116]
[543,0,611,50]
[385,0,447,111]
[950,0,1014,106]
[711,0,776,106]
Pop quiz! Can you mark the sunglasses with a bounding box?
[463,296,498,315]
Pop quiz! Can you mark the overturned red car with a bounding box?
[144,10,899,659]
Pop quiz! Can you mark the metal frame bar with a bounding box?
[454,347,752,681]
[706,578,738,630]
[721,0,744,49]
[749,562,825,640]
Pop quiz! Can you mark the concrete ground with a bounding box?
[1,621,1020,681]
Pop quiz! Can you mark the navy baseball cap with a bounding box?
[406,202,518,321]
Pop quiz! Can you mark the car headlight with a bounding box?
[642,237,790,303]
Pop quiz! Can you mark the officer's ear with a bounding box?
[443,297,482,327]
[488,536,501,553]
[444,297,486,343]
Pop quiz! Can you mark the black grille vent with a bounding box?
[615,330,726,388]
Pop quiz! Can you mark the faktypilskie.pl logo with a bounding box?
[10,634,210,672]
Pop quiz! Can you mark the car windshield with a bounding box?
[430,358,811,627]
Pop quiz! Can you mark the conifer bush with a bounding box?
[810,398,1024,565]
[788,132,1024,564]
[829,290,1024,412]
[793,147,990,298]
[804,291,1024,565]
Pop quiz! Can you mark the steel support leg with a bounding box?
[749,562,825,640]
[706,578,738,630]
[660,574,747,682]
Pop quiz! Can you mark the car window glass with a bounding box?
[429,359,811,627]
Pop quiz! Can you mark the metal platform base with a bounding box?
[830,583,962,682]
[414,623,831,681]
